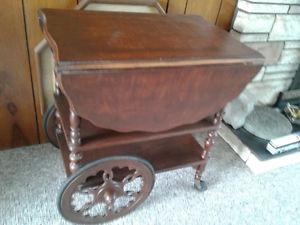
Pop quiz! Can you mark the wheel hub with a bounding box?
[99,180,124,206]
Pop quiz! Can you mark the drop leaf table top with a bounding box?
[39,9,264,71]
[39,9,264,133]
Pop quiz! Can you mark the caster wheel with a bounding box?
[58,156,155,224]
[43,105,58,148]
[194,180,207,192]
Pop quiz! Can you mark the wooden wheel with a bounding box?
[43,105,58,148]
[58,156,155,224]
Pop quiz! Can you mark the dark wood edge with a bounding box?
[57,57,265,72]
[38,10,60,62]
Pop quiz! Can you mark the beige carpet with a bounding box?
[0,134,299,225]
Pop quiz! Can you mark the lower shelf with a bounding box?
[57,132,204,176]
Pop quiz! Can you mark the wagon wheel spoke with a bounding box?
[105,201,115,214]
[102,169,113,181]
[125,190,138,198]
[80,186,98,196]
[78,200,95,213]
[122,171,140,185]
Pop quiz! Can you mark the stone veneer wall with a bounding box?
[230,0,300,105]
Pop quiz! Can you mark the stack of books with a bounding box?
[219,123,300,174]
[267,132,300,155]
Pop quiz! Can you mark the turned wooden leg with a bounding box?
[68,108,82,173]
[194,111,223,191]
[55,109,62,135]
[54,73,61,96]
[194,130,217,191]
[53,74,62,134]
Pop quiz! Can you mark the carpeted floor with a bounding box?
[0,134,299,225]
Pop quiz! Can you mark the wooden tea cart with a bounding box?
[39,8,263,224]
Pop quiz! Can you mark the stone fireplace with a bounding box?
[230,0,300,105]
[220,0,300,174]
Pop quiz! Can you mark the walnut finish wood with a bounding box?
[57,131,72,175]
[82,134,205,173]
[54,93,217,151]
[23,0,77,143]
[35,0,165,118]
[55,93,111,141]
[194,111,223,191]
[0,0,38,150]
[59,64,260,133]
[57,132,204,176]
[39,9,263,68]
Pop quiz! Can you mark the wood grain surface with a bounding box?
[39,8,263,133]
[59,64,261,133]
[57,131,204,176]
[23,0,77,142]
[0,0,38,150]
[39,9,262,66]
[54,92,217,151]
